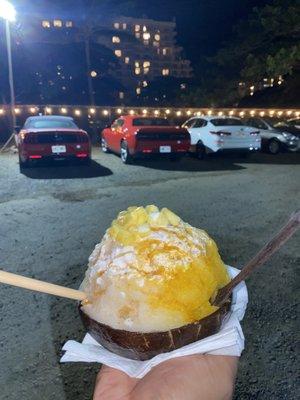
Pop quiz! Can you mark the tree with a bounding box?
[183,0,300,106]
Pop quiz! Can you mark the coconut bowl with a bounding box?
[79,297,231,361]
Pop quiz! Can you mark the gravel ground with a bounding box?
[0,147,299,400]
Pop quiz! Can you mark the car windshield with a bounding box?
[132,118,171,126]
[25,118,78,129]
[265,118,291,129]
[210,118,243,126]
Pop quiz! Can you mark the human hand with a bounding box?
[93,354,238,400]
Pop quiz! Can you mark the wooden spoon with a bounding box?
[213,209,300,307]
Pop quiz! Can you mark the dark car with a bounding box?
[17,115,91,168]
[244,117,299,154]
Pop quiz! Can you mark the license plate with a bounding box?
[51,145,66,154]
[159,146,171,153]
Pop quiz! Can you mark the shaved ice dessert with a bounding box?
[80,206,230,347]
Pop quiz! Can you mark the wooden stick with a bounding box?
[213,209,300,307]
[0,270,86,301]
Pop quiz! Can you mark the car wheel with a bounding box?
[196,142,206,160]
[120,141,133,164]
[268,139,281,154]
[19,154,29,170]
[101,137,110,153]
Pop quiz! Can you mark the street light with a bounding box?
[0,1,17,153]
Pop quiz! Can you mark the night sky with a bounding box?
[14,0,271,63]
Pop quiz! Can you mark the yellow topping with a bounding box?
[104,205,230,325]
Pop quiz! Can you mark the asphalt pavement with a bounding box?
[0,148,299,399]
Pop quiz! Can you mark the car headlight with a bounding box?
[282,132,296,140]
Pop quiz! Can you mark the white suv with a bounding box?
[182,116,261,158]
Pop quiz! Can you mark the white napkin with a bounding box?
[61,266,248,378]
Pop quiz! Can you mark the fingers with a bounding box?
[93,365,138,400]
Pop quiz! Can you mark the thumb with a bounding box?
[93,365,138,400]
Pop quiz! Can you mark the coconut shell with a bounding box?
[79,297,231,361]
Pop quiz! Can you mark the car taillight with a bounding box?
[77,134,89,143]
[210,131,231,136]
[250,131,260,135]
[23,133,38,143]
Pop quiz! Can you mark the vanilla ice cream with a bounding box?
[81,205,230,332]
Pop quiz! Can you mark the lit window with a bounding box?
[115,50,122,57]
[119,92,124,99]
[144,67,150,74]
[112,36,120,43]
[135,32,141,39]
[65,21,73,28]
[125,57,130,64]
[180,83,186,90]
[154,33,160,41]
[42,20,51,28]
[135,25,140,32]
[136,88,141,95]
[162,68,170,76]
[122,23,127,30]
[143,61,150,68]
[143,26,147,32]
[162,48,167,55]
[153,41,159,47]
[135,67,141,75]
[53,20,63,28]
[135,61,140,67]
[143,32,151,40]
[142,81,148,87]
[114,22,120,29]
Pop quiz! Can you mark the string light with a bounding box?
[0,109,4,115]
[116,108,123,114]
[239,111,245,117]
[218,111,223,116]
[207,110,212,115]
[89,108,96,114]
[295,111,300,117]
[61,107,67,114]
[142,109,148,114]
[186,110,192,116]
[259,111,265,117]
[74,109,81,116]
[45,107,52,114]
[286,110,292,116]
[154,110,160,115]
[176,111,182,116]
[14,108,21,114]
[129,109,135,115]
[29,107,37,113]
[102,110,109,116]
[277,111,283,116]
[250,110,256,116]
[165,109,171,114]
[229,110,234,116]
[269,110,275,115]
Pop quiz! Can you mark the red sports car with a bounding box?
[17,115,91,168]
[101,115,190,163]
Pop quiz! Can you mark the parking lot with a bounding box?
[0,147,299,399]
